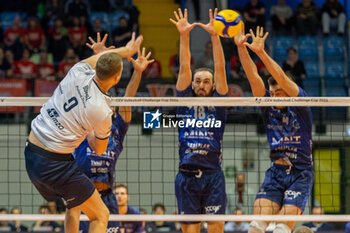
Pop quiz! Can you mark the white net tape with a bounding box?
[1,97,350,107]
[0,214,348,222]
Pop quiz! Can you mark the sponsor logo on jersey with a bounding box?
[205,205,221,214]
[272,136,301,145]
[284,190,301,200]
[47,108,64,130]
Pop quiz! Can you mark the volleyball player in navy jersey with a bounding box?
[73,35,153,233]
[235,25,313,233]
[170,8,228,233]
[113,184,146,233]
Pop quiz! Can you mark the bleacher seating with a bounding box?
[109,11,130,30]
[89,12,110,31]
[1,12,27,30]
[298,36,318,61]
[273,36,293,63]
[323,35,344,61]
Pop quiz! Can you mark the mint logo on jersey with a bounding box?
[143,110,161,129]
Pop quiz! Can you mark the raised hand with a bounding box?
[234,23,250,47]
[244,26,269,54]
[125,32,143,59]
[130,47,154,73]
[86,33,115,54]
[197,8,218,36]
[170,8,196,35]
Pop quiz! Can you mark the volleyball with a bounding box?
[214,9,243,38]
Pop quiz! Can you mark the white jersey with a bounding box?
[31,62,112,153]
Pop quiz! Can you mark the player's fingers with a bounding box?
[102,34,108,44]
[214,8,218,19]
[108,46,115,49]
[184,8,188,19]
[148,59,155,64]
[88,36,95,45]
[260,27,264,37]
[142,47,146,57]
[208,9,213,20]
[263,31,269,40]
[169,18,177,25]
[174,11,180,21]
[244,42,252,49]
[256,26,260,38]
[244,34,251,41]
[146,51,152,59]
[97,32,101,42]
[249,29,255,38]
[131,32,136,42]
[178,8,183,19]
[86,43,92,49]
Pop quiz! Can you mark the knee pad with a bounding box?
[249,221,267,233]
[273,223,291,233]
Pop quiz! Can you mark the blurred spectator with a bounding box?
[270,0,293,35]
[169,41,194,78]
[195,41,214,70]
[47,201,57,214]
[295,0,320,35]
[146,203,176,232]
[4,15,25,60]
[37,52,56,80]
[294,226,314,233]
[58,48,79,79]
[24,17,46,53]
[143,47,161,79]
[244,0,266,32]
[114,184,146,233]
[10,207,28,232]
[112,17,132,48]
[321,0,346,36]
[224,207,249,232]
[68,16,87,58]
[4,50,15,77]
[66,0,89,22]
[230,55,243,79]
[303,206,334,232]
[0,208,16,231]
[43,0,65,30]
[89,18,110,45]
[282,48,307,88]
[48,18,69,65]
[346,222,350,233]
[0,48,12,78]
[109,0,133,11]
[33,205,62,232]
[13,48,37,80]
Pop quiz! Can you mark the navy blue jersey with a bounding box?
[73,113,129,188]
[176,85,227,170]
[261,87,313,170]
[119,206,145,233]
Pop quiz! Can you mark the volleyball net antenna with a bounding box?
[0,97,349,226]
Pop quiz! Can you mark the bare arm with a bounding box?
[197,8,228,95]
[234,24,265,97]
[119,48,154,122]
[245,27,299,97]
[170,8,196,91]
[87,131,109,155]
[82,32,143,70]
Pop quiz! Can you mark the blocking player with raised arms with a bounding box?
[170,8,228,233]
[235,25,313,233]
[74,38,153,233]
[24,33,142,233]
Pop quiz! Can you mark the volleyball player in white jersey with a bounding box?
[24,33,142,233]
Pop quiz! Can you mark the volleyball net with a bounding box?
[0,97,349,231]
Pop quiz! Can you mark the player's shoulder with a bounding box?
[127,206,141,214]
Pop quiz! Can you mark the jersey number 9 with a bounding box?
[64,97,78,112]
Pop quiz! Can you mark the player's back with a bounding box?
[31,62,112,154]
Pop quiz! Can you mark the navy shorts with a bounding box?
[175,169,227,224]
[80,189,119,233]
[24,141,95,209]
[256,163,314,212]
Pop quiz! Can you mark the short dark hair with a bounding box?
[153,203,165,213]
[268,76,294,87]
[193,68,214,81]
[113,183,128,194]
[0,208,8,213]
[287,47,297,54]
[96,53,122,81]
